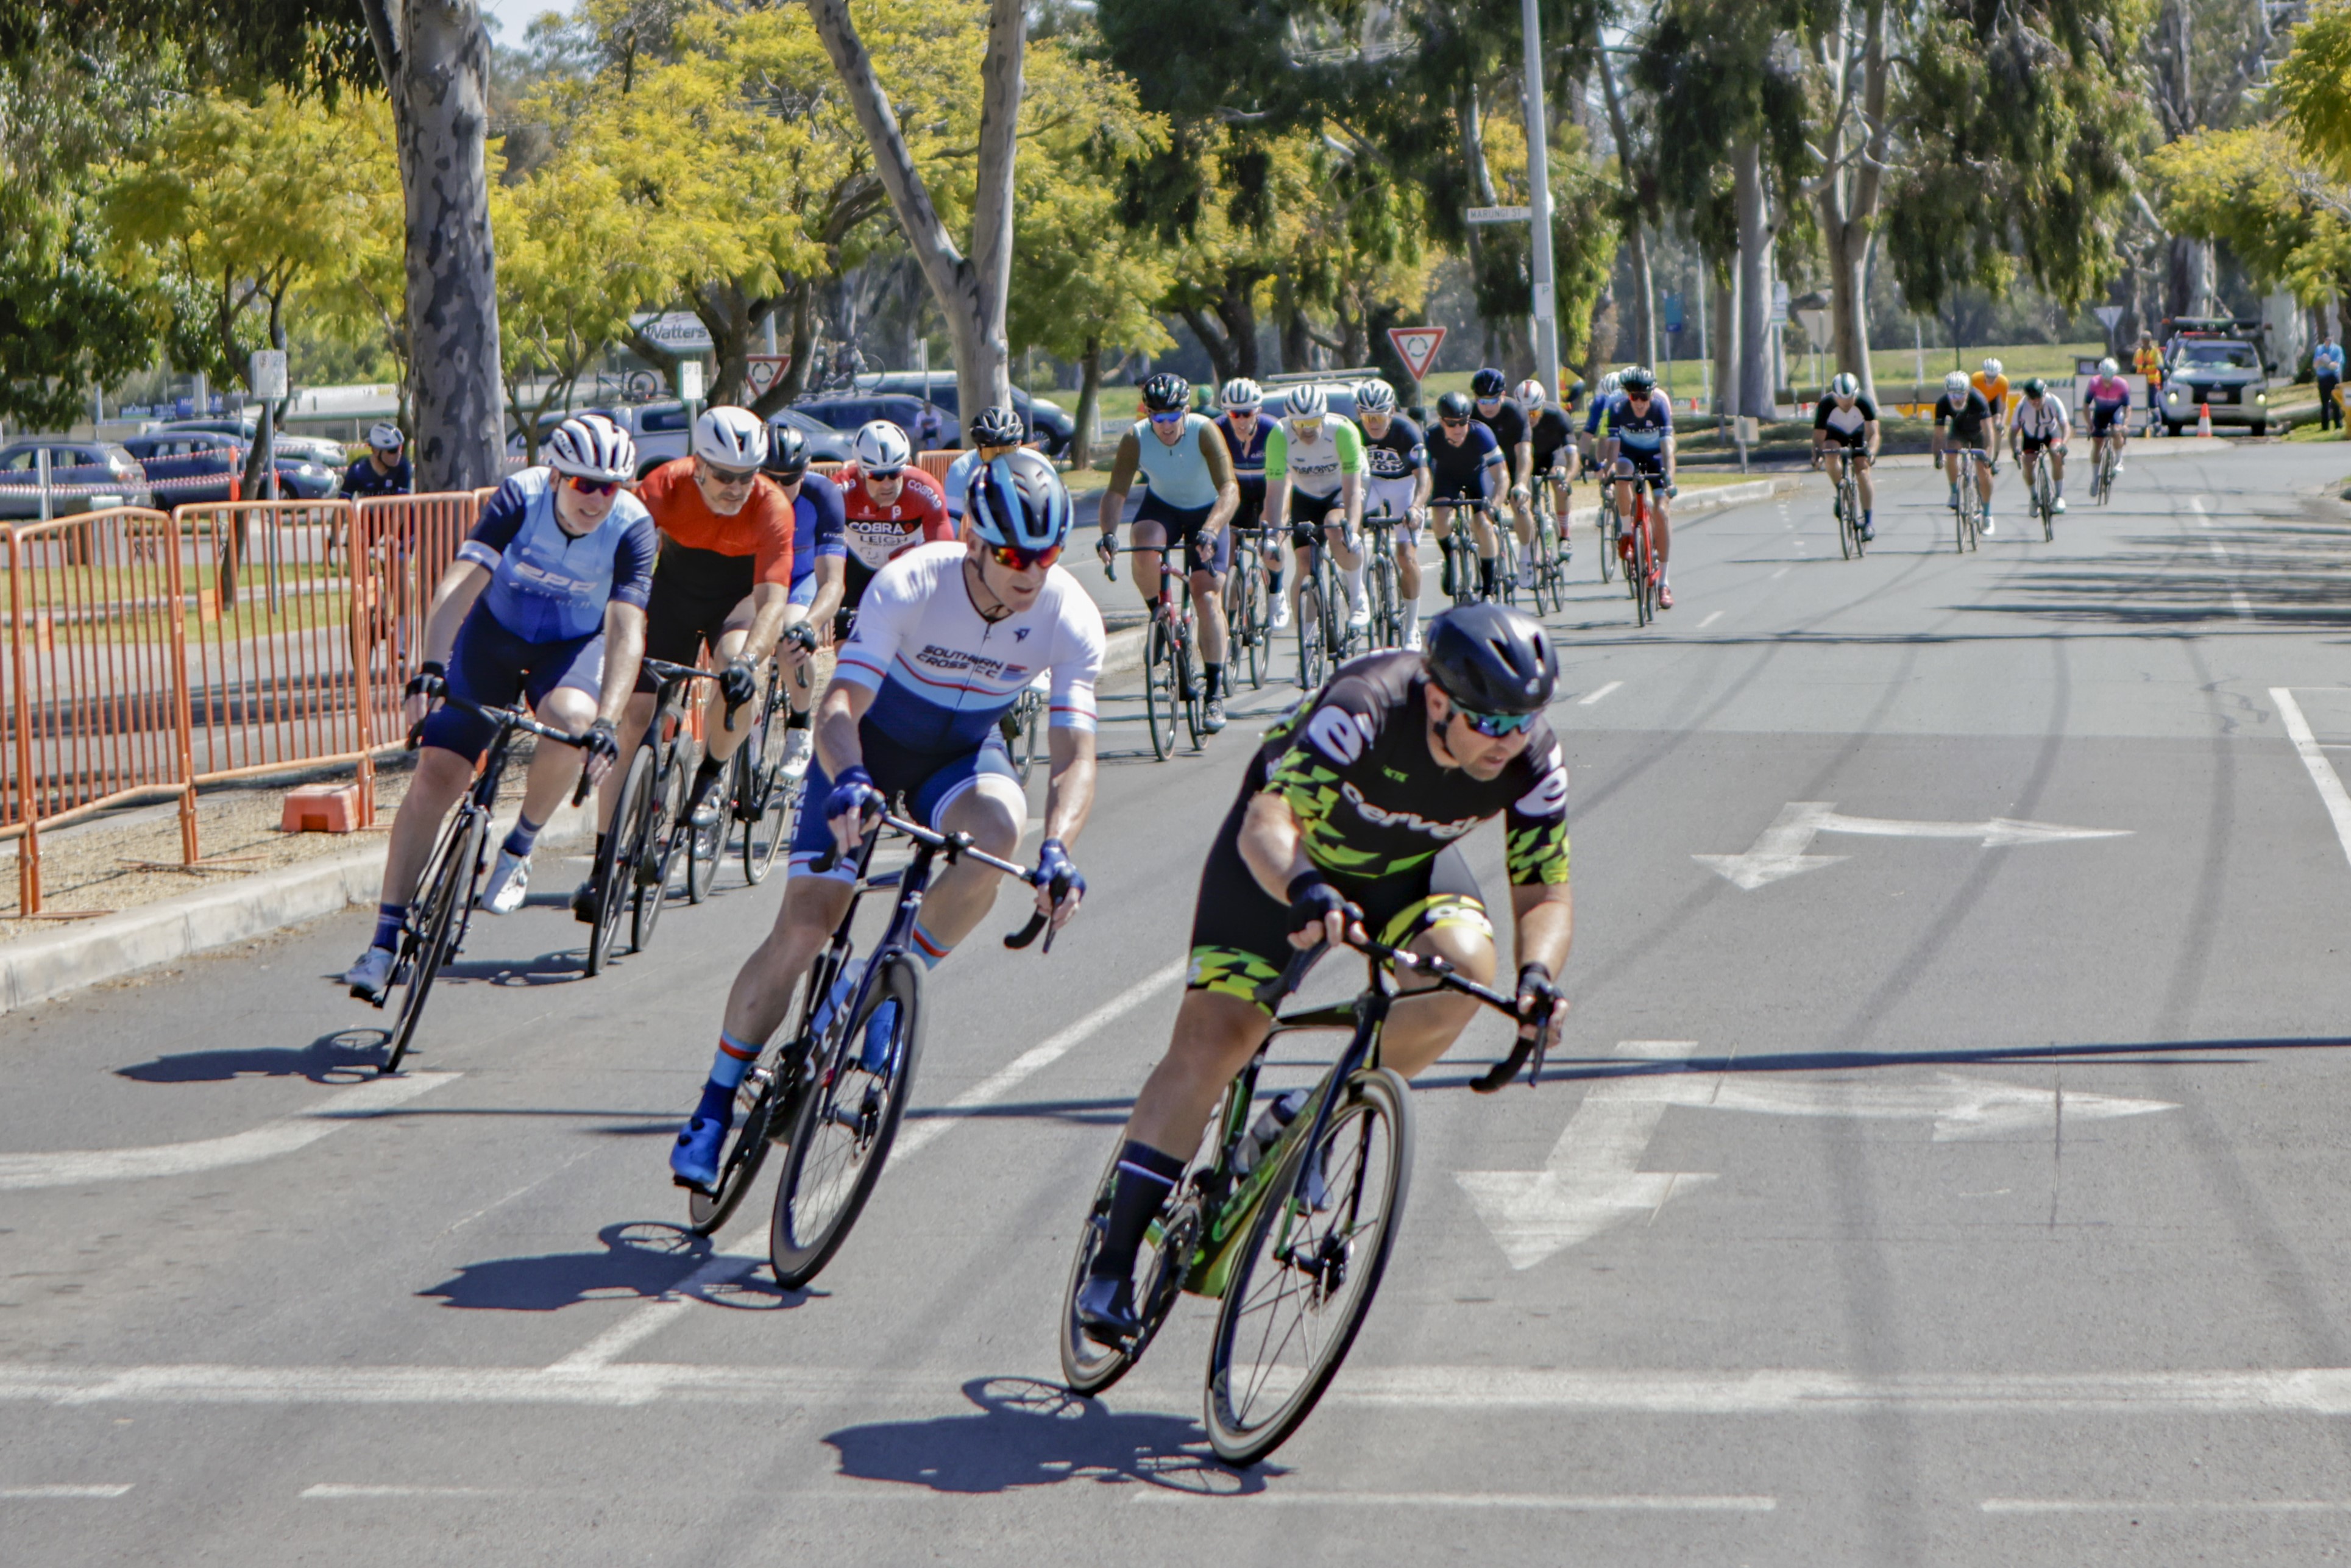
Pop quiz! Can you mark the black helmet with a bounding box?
[1140,372,1191,414]
[1470,367,1508,398]
[1436,389,1475,420]
[2022,376,2047,397]
[1424,603,1557,715]
[968,405,1026,447]
[762,422,809,480]
[1620,366,1656,394]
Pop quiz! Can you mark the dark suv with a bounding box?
[121,431,244,506]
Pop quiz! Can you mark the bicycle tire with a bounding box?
[587,746,654,975]
[1296,578,1326,691]
[687,1052,792,1236]
[1059,1145,1196,1396]
[1597,501,1617,584]
[633,748,686,953]
[770,951,923,1288]
[1370,552,1400,647]
[740,709,793,887]
[382,809,485,1074]
[1319,553,1353,667]
[1178,623,1204,752]
[1016,690,1044,784]
[1144,617,1176,761]
[684,758,717,906]
[2043,482,2056,542]
[1631,512,1653,628]
[1239,565,1266,689]
[1836,475,1856,561]
[1203,1067,1411,1467]
[1496,530,1520,608]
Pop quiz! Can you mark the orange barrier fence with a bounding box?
[917,451,958,488]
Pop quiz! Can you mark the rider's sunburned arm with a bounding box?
[1511,882,1573,978]
[1412,461,1431,509]
[595,601,647,725]
[1199,425,1239,531]
[810,679,876,780]
[1236,790,1313,902]
[739,581,792,667]
[1663,433,1676,482]
[1098,432,1142,533]
[419,561,491,665]
[806,556,846,636]
[1866,420,1880,458]
[1041,726,1097,845]
[1513,441,1533,490]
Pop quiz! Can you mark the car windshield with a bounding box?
[2177,342,2257,369]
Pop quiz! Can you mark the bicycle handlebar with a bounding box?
[809,809,1073,953]
[406,693,604,806]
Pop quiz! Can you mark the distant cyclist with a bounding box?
[2085,357,2133,479]
[1072,603,1571,1343]
[1519,378,1576,560]
[2010,377,2069,513]
[342,415,651,998]
[1263,383,1369,630]
[1810,372,1879,541]
[837,419,952,639]
[1353,378,1431,648]
[945,405,1030,521]
[761,420,846,781]
[1425,389,1505,597]
[1469,367,1537,594]
[342,424,412,500]
[1096,372,1242,733]
[1213,378,1284,627]
[1598,367,1678,607]
[1932,369,1997,533]
[1971,358,2010,467]
[669,451,1103,1191]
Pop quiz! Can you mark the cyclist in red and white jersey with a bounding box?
[837,420,952,637]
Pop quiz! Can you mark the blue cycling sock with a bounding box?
[909,920,950,971]
[371,903,406,951]
[695,1031,761,1127]
[501,812,542,861]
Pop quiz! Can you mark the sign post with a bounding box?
[1518,0,1559,392]
[678,358,704,436]
[250,349,288,503]
[1386,325,1447,410]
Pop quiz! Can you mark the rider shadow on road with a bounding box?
[824,1377,1272,1497]
[116,1027,388,1084]
[418,1220,812,1314]
[436,945,594,987]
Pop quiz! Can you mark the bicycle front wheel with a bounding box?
[771,952,924,1288]
[1204,1068,1411,1467]
[740,718,794,888]
[587,746,654,975]
[1144,619,1177,761]
[632,751,685,953]
[1016,691,1044,784]
[1597,507,1617,583]
[1238,566,1266,689]
[383,809,485,1074]
[1296,580,1326,690]
[1178,627,1204,751]
[687,1051,792,1236]
[684,776,718,906]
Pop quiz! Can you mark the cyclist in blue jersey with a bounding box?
[670,450,1105,1190]
[341,414,654,999]
[943,405,1031,523]
[1215,378,1285,627]
[764,420,848,780]
[1599,367,1679,609]
[342,424,413,500]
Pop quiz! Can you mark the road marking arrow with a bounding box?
[0,1073,458,1190]
[1694,801,2131,889]
[1456,1043,2175,1269]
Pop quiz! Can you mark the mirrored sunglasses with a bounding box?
[988,542,1061,572]
[565,475,622,496]
[1455,705,1537,737]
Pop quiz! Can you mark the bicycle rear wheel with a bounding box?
[382,809,484,1073]
[1015,691,1045,783]
[1178,626,1204,751]
[1060,1146,1197,1396]
[1296,578,1326,690]
[739,711,795,887]
[684,756,718,905]
[1238,566,1266,689]
[687,1049,793,1236]
[587,747,654,975]
[770,952,923,1288]
[1597,504,1617,583]
[1631,516,1654,628]
[1837,477,1856,560]
[1204,1068,1410,1467]
[633,751,685,953]
[1369,552,1400,647]
[1144,617,1177,761]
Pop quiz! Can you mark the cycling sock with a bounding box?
[694,1029,762,1127]
[370,902,406,951]
[785,707,809,731]
[688,754,726,807]
[1402,600,1420,640]
[1089,1140,1186,1282]
[909,919,951,970]
[1478,556,1497,596]
[1202,662,1223,700]
[1342,562,1366,603]
[500,812,542,862]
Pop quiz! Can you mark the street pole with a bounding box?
[1520,0,1559,391]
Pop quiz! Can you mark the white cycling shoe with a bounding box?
[779,728,813,780]
[1347,595,1372,630]
[1979,513,1995,535]
[480,848,531,914]
[1269,594,1293,631]
[344,945,395,1001]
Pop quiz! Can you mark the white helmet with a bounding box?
[1282,383,1328,420]
[1353,378,1397,414]
[1981,357,2003,379]
[1943,370,1971,396]
[1515,378,1547,406]
[693,405,768,470]
[2098,356,2119,376]
[1829,371,1860,400]
[366,422,404,452]
[852,419,911,475]
[1219,377,1263,412]
[545,413,636,483]
[1597,372,1622,400]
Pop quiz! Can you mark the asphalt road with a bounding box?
[8,437,2351,1566]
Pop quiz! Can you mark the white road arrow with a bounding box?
[1456,1043,2175,1270]
[0,1073,458,1191]
[1694,801,2131,889]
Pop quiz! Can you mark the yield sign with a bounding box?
[746,354,790,399]
[1388,326,1445,383]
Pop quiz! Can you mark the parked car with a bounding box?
[120,431,244,506]
[2159,327,2274,435]
[0,440,154,520]
[506,402,855,480]
[849,374,1074,456]
[155,418,346,497]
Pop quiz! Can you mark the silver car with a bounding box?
[0,440,155,520]
[2158,336,2274,435]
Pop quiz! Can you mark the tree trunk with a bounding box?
[1219,272,1261,382]
[1177,306,1238,385]
[1714,254,1737,420]
[364,0,506,492]
[1825,232,1876,402]
[1817,0,1887,399]
[1071,335,1103,470]
[1594,46,1656,369]
[1734,141,1772,419]
[805,0,1021,426]
[1277,278,1311,373]
[1582,286,1617,391]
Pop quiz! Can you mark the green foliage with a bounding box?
[0,207,154,427]
[2277,1,2351,183]
[2153,125,2351,302]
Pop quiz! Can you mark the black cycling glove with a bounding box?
[405,660,446,702]
[580,717,620,766]
[719,658,757,711]
[1516,961,1561,1031]
[1287,873,1353,940]
[782,622,819,653]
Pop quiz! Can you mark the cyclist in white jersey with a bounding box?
[1353,378,1430,647]
[1263,384,1369,629]
[669,450,1103,1191]
[2008,377,2069,513]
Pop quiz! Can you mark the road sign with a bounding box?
[1388,325,1446,383]
[676,359,705,403]
[1795,307,1831,347]
[2094,304,2126,331]
[1465,205,1533,224]
[746,354,790,399]
[249,350,287,400]
[1663,293,1685,335]
[1694,801,2132,890]
[1769,280,1790,326]
[634,311,714,353]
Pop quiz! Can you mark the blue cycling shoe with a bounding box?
[1075,1274,1141,1347]
[670,1116,728,1191]
[857,1001,898,1073]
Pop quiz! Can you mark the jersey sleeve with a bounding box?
[1812,402,1832,431]
[1477,425,1504,465]
[1857,395,1879,422]
[456,478,530,571]
[807,473,848,556]
[902,470,954,542]
[1263,675,1389,876]
[1932,397,1951,429]
[831,554,921,694]
[608,508,658,611]
[1263,424,1290,481]
[1047,589,1105,733]
[1503,733,1571,887]
[1333,420,1365,472]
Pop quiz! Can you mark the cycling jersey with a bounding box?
[458,468,657,644]
[1473,397,1528,458]
[788,471,848,587]
[1217,413,1275,484]
[1814,395,1879,445]
[1425,420,1502,497]
[2085,375,2131,410]
[1264,417,1365,500]
[943,449,982,519]
[2012,394,2068,442]
[1602,394,1673,457]
[1361,414,1426,480]
[636,458,795,585]
[1109,415,1232,511]
[1584,397,1614,437]
[1528,406,1575,471]
[839,463,953,602]
[1933,389,1995,449]
[1970,372,2010,414]
[341,454,411,500]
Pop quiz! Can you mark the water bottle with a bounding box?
[810,956,865,1040]
[1231,1088,1308,1178]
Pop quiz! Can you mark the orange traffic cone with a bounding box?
[2197,402,2213,438]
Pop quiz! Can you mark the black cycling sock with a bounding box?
[687,754,725,807]
[784,706,809,731]
[1478,555,1497,595]
[1089,1140,1186,1282]
[1202,662,1223,700]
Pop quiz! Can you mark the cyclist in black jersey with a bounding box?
[1519,378,1576,562]
[1931,370,1998,533]
[1470,367,1537,593]
[1425,391,1506,597]
[1074,603,1572,1343]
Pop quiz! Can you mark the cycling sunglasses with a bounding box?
[565,475,622,497]
[988,542,1062,572]
[701,464,759,489]
[1440,417,1470,429]
[1147,410,1187,425]
[1453,704,1537,737]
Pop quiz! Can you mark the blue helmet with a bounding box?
[966,447,1071,553]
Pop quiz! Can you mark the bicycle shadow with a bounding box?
[436,947,592,986]
[823,1377,1271,1496]
[116,1028,386,1084]
[417,1221,809,1314]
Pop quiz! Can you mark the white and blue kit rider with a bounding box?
[670,449,1106,1191]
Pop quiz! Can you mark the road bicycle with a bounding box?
[684,810,1071,1286]
[1105,545,1205,759]
[1222,522,1274,691]
[1357,506,1407,648]
[1595,466,1620,586]
[1057,929,1553,1466]
[1528,472,1572,612]
[2023,448,2060,543]
[1821,447,1868,560]
[2091,434,2120,506]
[1615,470,1668,626]
[581,656,728,976]
[1428,495,1497,608]
[363,695,594,1073]
[1949,449,1984,553]
[1292,515,1356,692]
[731,649,805,888]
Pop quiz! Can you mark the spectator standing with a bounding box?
[915,400,945,450]
[2132,332,2165,437]
[2315,332,2344,433]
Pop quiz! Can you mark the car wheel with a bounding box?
[2250,421,2267,437]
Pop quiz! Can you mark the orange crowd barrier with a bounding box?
[349,492,477,807]
[917,451,958,488]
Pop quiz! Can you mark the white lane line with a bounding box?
[0,1073,459,1191]
[24,1363,2351,1413]
[301,1484,512,1500]
[1985,1498,2351,1515]
[1768,566,1790,580]
[1577,681,1623,707]
[1133,1491,1776,1512]
[2270,689,2351,872]
[0,1484,132,1499]
[546,959,1189,1372]
[1697,610,1724,630]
